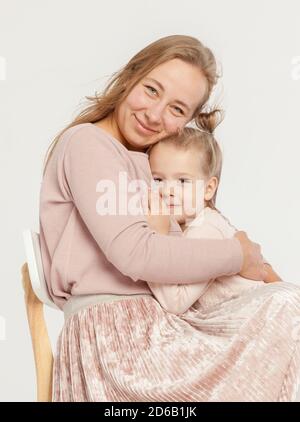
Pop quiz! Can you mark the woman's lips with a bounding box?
[134,115,158,135]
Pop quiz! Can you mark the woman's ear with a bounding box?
[204,177,218,201]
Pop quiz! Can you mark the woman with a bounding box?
[40,35,300,401]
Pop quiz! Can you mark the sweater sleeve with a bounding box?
[60,127,243,285]
[147,223,225,315]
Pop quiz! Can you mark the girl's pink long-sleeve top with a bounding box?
[147,207,265,315]
[39,123,243,310]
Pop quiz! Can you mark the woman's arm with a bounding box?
[59,126,244,285]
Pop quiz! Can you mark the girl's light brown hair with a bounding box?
[147,109,224,210]
[43,34,220,175]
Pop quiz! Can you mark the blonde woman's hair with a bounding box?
[43,34,220,175]
[147,109,224,210]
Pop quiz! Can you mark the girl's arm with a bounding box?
[146,206,281,314]
[146,212,220,314]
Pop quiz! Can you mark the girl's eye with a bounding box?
[145,85,158,95]
[178,179,190,184]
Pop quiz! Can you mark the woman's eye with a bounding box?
[178,179,190,184]
[153,178,162,183]
[173,106,184,115]
[145,85,157,95]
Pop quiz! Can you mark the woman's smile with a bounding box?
[133,114,159,136]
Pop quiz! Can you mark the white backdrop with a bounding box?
[0,0,299,401]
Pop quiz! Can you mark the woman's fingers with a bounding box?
[234,231,265,280]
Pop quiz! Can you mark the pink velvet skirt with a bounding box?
[52,281,300,402]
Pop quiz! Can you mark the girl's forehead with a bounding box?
[149,143,202,174]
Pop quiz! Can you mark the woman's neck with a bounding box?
[94,114,126,145]
[94,114,146,153]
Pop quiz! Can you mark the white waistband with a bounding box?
[63,293,152,320]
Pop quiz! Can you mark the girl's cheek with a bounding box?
[183,189,197,218]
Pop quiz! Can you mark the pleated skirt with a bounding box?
[53,281,300,402]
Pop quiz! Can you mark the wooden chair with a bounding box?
[21,230,60,402]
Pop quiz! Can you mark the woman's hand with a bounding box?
[263,263,282,283]
[145,187,171,235]
[234,231,266,281]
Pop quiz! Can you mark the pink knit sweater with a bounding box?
[39,123,243,309]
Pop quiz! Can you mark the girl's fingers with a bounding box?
[148,187,170,216]
[141,187,151,215]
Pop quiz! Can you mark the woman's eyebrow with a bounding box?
[145,77,191,111]
[145,77,164,91]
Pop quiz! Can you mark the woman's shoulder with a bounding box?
[60,123,119,150]
[57,122,131,164]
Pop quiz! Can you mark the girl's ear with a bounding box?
[204,177,218,201]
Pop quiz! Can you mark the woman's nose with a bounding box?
[145,103,164,125]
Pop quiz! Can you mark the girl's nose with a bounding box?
[161,181,178,198]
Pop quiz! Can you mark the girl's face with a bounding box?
[115,58,208,151]
[149,142,217,226]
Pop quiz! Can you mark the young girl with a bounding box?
[145,110,283,315]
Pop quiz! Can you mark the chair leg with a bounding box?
[21,263,54,402]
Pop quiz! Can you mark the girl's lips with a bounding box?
[134,115,158,135]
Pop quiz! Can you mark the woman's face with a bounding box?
[115,58,208,151]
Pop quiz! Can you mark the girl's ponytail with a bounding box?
[194,108,224,134]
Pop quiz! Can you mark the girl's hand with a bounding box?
[145,187,171,235]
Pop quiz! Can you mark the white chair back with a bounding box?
[22,229,59,310]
